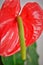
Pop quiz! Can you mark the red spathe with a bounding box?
[0,0,43,56]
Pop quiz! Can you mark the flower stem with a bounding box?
[17,16,26,60]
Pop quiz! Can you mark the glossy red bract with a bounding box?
[21,2,43,46]
[0,1,43,56]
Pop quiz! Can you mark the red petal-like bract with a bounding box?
[21,2,43,46]
[0,2,43,56]
[0,0,20,56]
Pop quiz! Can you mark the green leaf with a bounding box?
[1,54,16,65]
[1,52,24,65]
[15,52,24,65]
[26,43,39,65]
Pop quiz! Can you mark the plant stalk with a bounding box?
[17,16,26,60]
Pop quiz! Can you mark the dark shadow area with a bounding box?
[0,56,3,65]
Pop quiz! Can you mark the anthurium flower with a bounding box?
[0,0,43,57]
